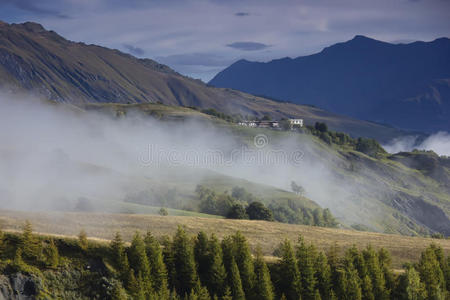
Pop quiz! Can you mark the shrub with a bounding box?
[246,202,274,221]
[227,204,248,219]
[159,208,169,216]
[315,122,328,133]
[355,138,386,158]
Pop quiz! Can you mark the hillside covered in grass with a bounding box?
[1,211,449,269]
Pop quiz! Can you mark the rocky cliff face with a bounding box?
[0,273,40,300]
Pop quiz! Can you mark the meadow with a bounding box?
[1,210,448,269]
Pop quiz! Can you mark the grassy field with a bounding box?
[104,201,223,218]
[0,210,448,269]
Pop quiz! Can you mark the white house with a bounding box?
[288,119,304,127]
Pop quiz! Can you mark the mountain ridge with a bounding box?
[0,21,423,142]
[209,35,450,133]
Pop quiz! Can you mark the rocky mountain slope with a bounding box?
[0,21,414,142]
[210,35,450,133]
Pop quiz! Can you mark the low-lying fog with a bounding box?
[0,91,447,230]
[383,132,450,156]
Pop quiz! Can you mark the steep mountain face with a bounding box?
[0,21,417,142]
[209,36,450,133]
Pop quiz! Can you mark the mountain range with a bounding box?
[0,21,418,142]
[209,35,450,133]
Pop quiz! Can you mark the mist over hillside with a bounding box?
[0,91,449,236]
[384,132,450,157]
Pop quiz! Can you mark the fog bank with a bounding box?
[1,91,440,232]
[383,132,450,156]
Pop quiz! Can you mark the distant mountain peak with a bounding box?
[12,21,46,33]
[351,35,374,41]
[210,35,450,133]
[345,35,389,47]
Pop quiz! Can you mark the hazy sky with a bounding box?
[0,0,449,81]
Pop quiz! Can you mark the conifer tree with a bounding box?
[404,267,427,300]
[378,248,394,296]
[161,235,176,289]
[196,286,211,300]
[169,288,179,300]
[78,229,89,251]
[277,239,301,300]
[111,232,125,267]
[343,260,362,300]
[110,232,130,281]
[220,236,234,273]
[13,247,25,269]
[195,232,210,285]
[253,248,274,300]
[315,252,332,300]
[361,275,374,300]
[110,280,128,300]
[127,268,140,298]
[428,243,448,294]
[296,236,317,299]
[327,243,341,295]
[232,231,255,299]
[417,245,445,299]
[172,226,198,297]
[205,234,227,297]
[44,238,59,268]
[345,245,366,279]
[445,256,450,294]
[429,244,446,273]
[362,245,387,300]
[135,272,147,300]
[222,287,233,300]
[129,232,152,295]
[145,231,169,296]
[344,246,369,299]
[0,228,4,256]
[228,257,245,300]
[314,289,322,300]
[21,220,39,259]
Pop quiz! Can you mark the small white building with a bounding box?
[238,121,258,127]
[238,120,279,128]
[288,119,304,127]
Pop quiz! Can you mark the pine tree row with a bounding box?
[0,223,448,299]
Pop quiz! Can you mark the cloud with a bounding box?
[156,53,232,67]
[420,132,450,156]
[383,131,450,156]
[2,0,69,18]
[123,44,145,56]
[1,0,449,81]
[226,41,271,51]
